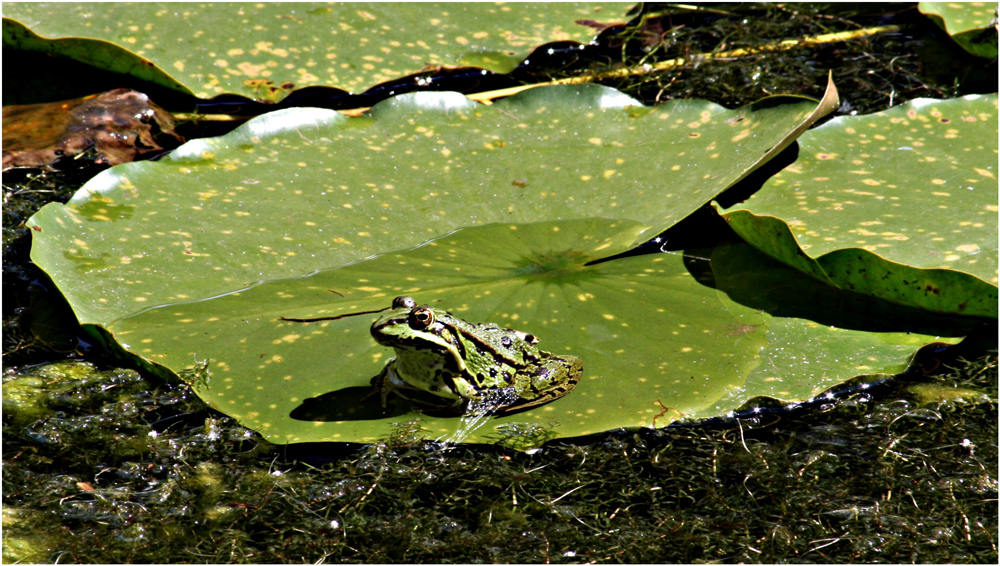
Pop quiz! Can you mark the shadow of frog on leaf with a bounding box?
[288,384,556,421]
[289,386,415,421]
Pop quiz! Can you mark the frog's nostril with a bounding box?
[392,296,416,309]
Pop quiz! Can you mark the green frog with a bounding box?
[368,296,582,416]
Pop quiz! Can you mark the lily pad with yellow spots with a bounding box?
[718,94,998,318]
[2,2,629,100]
[101,218,960,447]
[919,2,998,59]
[28,84,832,328]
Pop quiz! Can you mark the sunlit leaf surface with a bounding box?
[26,82,939,446]
[29,85,826,326]
[2,2,629,98]
[719,95,998,316]
[919,1,998,59]
[106,219,955,446]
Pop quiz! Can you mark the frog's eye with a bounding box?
[393,296,416,309]
[409,307,435,328]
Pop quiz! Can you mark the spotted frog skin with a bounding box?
[368,296,582,415]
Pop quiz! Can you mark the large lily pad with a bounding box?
[2,2,629,99]
[105,218,957,446]
[28,84,834,327]
[718,94,998,317]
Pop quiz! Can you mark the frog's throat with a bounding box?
[392,347,464,399]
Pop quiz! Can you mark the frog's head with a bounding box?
[370,296,462,359]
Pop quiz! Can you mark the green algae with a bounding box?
[1,356,996,563]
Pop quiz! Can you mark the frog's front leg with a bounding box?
[364,360,467,414]
[362,358,400,408]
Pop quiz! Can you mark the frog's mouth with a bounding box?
[387,329,468,371]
